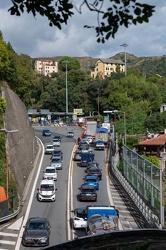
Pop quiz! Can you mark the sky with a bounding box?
[0,1,165,59]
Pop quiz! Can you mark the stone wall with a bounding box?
[1,87,38,198]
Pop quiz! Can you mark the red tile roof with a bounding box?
[138,134,166,146]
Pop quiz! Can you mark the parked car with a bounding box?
[43,166,58,181]
[37,179,57,202]
[67,131,74,137]
[50,158,63,170]
[72,207,87,229]
[51,150,63,159]
[22,217,51,247]
[53,138,61,147]
[96,140,105,150]
[79,185,97,202]
[53,135,61,142]
[73,149,82,161]
[80,153,95,167]
[42,129,51,136]
[86,167,102,180]
[45,145,54,155]
[84,175,99,190]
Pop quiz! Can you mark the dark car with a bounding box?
[79,185,97,202]
[53,135,61,142]
[87,161,99,170]
[73,149,82,161]
[42,129,51,136]
[51,150,63,159]
[22,217,51,247]
[80,153,95,167]
[86,167,102,180]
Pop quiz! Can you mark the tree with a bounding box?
[8,0,155,43]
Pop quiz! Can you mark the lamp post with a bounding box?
[97,88,100,116]
[120,43,128,76]
[63,60,69,122]
[0,128,18,199]
[103,110,126,144]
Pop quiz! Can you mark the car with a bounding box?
[87,161,99,170]
[72,207,87,229]
[43,166,58,181]
[79,185,97,202]
[45,144,54,155]
[51,150,63,159]
[37,179,57,202]
[67,131,74,137]
[42,129,51,136]
[53,135,61,142]
[95,140,105,150]
[22,217,51,247]
[50,157,63,169]
[80,153,95,167]
[73,149,82,161]
[84,175,99,190]
[53,138,61,147]
[86,167,102,180]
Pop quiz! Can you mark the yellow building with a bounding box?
[91,58,125,78]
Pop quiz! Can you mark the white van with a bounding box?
[37,179,57,202]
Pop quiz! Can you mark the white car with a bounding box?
[37,179,57,202]
[45,144,54,154]
[53,139,61,147]
[72,207,87,229]
[43,166,58,181]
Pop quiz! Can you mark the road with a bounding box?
[0,125,140,250]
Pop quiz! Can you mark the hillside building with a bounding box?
[91,58,125,78]
[34,59,58,76]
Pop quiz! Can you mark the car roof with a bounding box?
[28,217,47,223]
[85,175,98,179]
[45,166,56,169]
[81,185,95,189]
[40,179,54,184]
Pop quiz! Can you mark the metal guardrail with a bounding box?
[107,141,161,228]
[0,200,20,223]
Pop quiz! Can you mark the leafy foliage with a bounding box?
[8,0,155,43]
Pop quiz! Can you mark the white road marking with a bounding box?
[0,232,18,237]
[0,240,15,245]
[8,216,23,230]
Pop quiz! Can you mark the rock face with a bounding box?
[2,87,38,197]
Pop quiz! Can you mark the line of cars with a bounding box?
[22,131,63,247]
[72,134,119,235]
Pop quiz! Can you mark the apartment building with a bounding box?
[91,58,125,78]
[34,59,58,76]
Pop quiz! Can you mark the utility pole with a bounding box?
[63,61,69,122]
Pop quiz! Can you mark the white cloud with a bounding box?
[0,1,166,58]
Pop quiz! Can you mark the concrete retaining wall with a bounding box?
[2,87,38,198]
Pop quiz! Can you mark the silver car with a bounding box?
[53,139,61,147]
[50,158,63,170]
[43,166,58,181]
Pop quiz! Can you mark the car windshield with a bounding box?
[76,212,87,219]
[28,222,46,230]
[53,139,59,142]
[88,163,98,167]
[86,179,97,183]
[47,146,53,149]
[45,169,55,173]
[51,159,61,163]
[89,169,100,173]
[40,184,54,191]
[53,151,62,155]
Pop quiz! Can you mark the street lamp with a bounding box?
[103,110,126,144]
[120,43,128,76]
[0,128,18,199]
[63,60,69,122]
